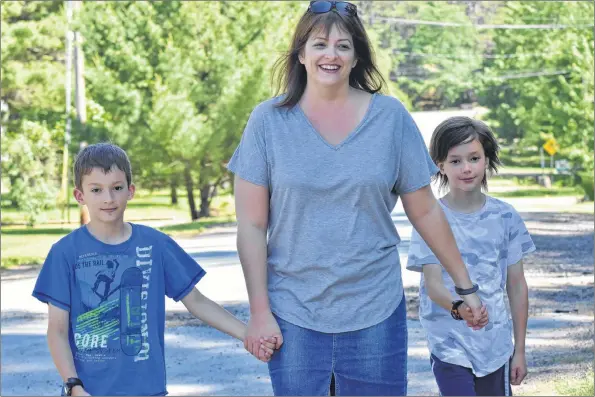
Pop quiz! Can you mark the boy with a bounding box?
[32,143,275,396]
[407,117,535,396]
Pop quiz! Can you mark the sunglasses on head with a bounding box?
[308,1,358,17]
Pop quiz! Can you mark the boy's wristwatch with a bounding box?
[451,300,464,320]
[63,378,84,396]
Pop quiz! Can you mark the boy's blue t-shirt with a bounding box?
[32,223,205,396]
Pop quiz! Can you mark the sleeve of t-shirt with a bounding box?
[226,105,269,187]
[406,228,440,273]
[393,109,439,194]
[32,244,71,312]
[162,235,206,301]
[507,209,536,266]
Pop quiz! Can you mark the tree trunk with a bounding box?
[170,178,178,205]
[184,165,198,220]
[198,184,211,218]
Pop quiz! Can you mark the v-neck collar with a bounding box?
[295,93,378,151]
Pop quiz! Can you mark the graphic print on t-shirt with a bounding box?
[73,245,152,363]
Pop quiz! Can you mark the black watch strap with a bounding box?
[454,283,479,296]
[64,378,84,396]
[451,300,464,320]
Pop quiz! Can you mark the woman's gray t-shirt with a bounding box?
[227,93,438,332]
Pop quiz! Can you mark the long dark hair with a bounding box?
[429,117,502,191]
[272,8,385,108]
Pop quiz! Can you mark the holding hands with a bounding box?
[244,310,283,362]
[458,302,489,330]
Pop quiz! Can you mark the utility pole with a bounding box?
[60,0,74,224]
[73,2,87,126]
[72,0,90,225]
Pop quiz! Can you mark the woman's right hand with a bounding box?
[460,303,488,330]
[244,310,283,361]
[461,293,489,328]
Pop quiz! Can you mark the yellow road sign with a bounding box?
[543,138,559,156]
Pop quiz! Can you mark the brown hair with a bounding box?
[74,142,132,190]
[429,116,501,191]
[272,8,385,108]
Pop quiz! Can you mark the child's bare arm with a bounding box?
[506,260,529,385]
[181,288,275,360]
[47,304,89,396]
[181,288,246,340]
[423,264,456,311]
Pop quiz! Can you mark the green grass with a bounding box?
[1,230,58,269]
[498,166,556,175]
[1,198,187,226]
[1,256,45,269]
[1,190,234,225]
[519,369,595,396]
[499,146,569,169]
[555,370,594,396]
[491,186,583,198]
[0,215,237,269]
[158,215,236,236]
[1,227,74,235]
[1,191,236,269]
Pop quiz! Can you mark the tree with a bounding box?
[1,121,59,225]
[76,1,301,220]
[1,1,66,222]
[360,1,492,110]
[479,1,594,171]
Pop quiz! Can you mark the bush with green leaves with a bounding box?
[1,120,59,226]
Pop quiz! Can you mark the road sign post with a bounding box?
[542,138,559,173]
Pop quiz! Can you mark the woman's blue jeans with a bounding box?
[268,296,408,396]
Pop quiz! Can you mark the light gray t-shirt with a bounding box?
[407,196,536,376]
[227,93,438,332]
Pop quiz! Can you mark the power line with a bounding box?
[488,70,570,80]
[508,16,593,22]
[391,50,557,59]
[361,15,594,29]
[392,70,571,81]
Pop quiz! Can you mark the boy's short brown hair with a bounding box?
[73,143,132,190]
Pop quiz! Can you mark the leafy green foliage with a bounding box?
[1,121,59,225]
[2,1,593,226]
[76,1,301,219]
[361,1,497,109]
[480,1,594,171]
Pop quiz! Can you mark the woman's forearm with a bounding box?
[407,198,473,289]
[237,222,270,315]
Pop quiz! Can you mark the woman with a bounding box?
[227,1,488,395]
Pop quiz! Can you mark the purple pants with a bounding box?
[430,354,512,396]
